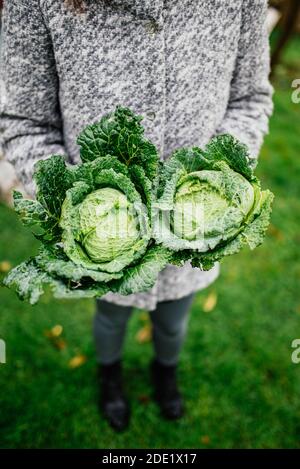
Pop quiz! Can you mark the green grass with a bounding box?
[1,34,300,449]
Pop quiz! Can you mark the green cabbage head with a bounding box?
[72,188,141,264]
[153,135,274,270]
[59,174,150,275]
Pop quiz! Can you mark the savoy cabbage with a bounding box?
[153,135,274,270]
[3,107,274,304]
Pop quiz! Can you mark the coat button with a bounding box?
[146,111,156,121]
[145,20,161,35]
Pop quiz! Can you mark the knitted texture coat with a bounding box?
[0,0,273,310]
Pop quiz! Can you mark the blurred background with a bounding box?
[0,0,300,449]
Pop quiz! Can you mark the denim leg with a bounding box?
[93,299,133,365]
[149,294,195,366]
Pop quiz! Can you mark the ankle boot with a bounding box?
[99,361,130,431]
[151,359,184,420]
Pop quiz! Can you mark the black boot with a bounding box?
[151,359,184,420]
[99,361,130,432]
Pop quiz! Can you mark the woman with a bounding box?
[0,0,273,431]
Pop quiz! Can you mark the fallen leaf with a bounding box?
[44,325,67,350]
[139,311,149,322]
[136,324,152,343]
[53,338,67,350]
[202,291,217,313]
[0,260,12,273]
[268,224,284,241]
[68,355,87,369]
[138,394,150,405]
[201,435,211,445]
[51,324,63,337]
[44,324,63,339]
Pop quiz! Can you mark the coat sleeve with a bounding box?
[215,0,273,165]
[0,0,66,197]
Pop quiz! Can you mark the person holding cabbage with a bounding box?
[0,0,273,431]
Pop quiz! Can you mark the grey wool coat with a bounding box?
[0,0,273,310]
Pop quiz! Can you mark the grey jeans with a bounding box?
[93,294,195,366]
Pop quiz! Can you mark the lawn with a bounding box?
[0,34,300,449]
